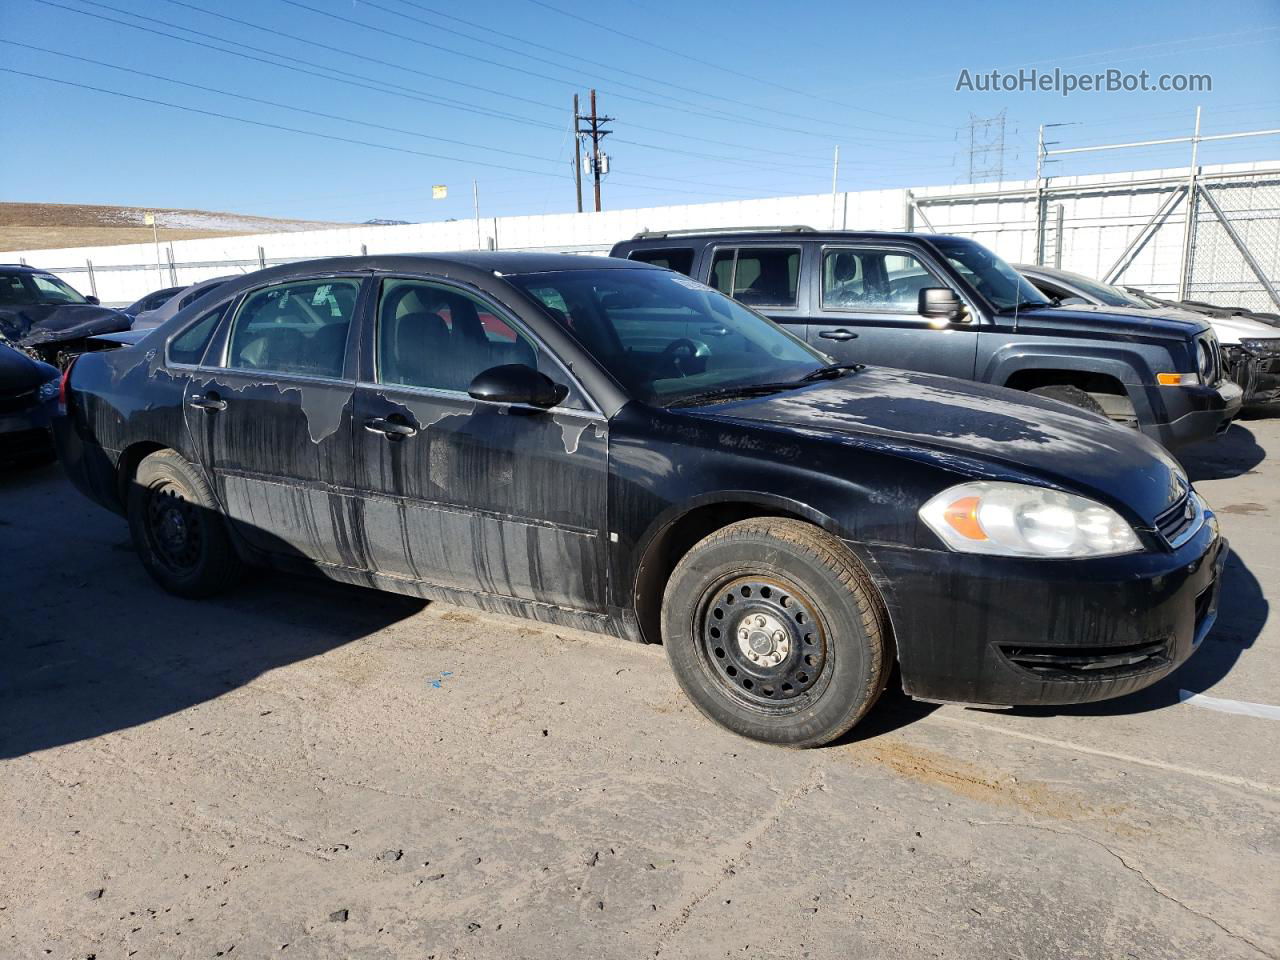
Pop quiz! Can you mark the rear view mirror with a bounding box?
[468,363,568,409]
[918,287,964,322]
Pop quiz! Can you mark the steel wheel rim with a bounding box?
[144,481,202,575]
[696,575,829,709]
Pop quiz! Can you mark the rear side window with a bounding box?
[708,247,800,307]
[627,248,694,275]
[168,301,230,365]
[225,278,361,378]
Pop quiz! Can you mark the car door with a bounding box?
[184,273,368,568]
[351,274,608,612]
[808,245,978,379]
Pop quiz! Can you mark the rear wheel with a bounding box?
[127,449,242,597]
[661,518,890,747]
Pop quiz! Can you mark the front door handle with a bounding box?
[364,416,418,439]
[818,328,858,342]
[188,392,227,412]
[699,325,730,337]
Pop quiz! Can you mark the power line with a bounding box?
[356,0,951,143]
[521,0,954,131]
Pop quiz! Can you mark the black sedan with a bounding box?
[0,264,132,366]
[121,285,184,319]
[54,253,1227,746]
[0,341,60,463]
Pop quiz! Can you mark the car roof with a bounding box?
[616,230,953,246]
[274,251,659,276]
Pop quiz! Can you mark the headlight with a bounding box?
[1197,339,1215,382]
[37,378,60,402]
[919,481,1141,558]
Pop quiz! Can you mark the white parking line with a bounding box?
[1179,690,1280,721]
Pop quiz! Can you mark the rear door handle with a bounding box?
[364,416,418,439]
[818,329,858,342]
[188,392,227,412]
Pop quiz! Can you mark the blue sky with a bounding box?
[2,0,1278,223]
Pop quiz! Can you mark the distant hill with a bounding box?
[364,218,411,226]
[0,203,352,252]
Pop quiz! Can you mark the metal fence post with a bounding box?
[258,246,266,269]
[85,258,98,299]
[167,246,177,286]
[360,244,367,256]
[1052,204,1065,268]
[1177,107,1202,301]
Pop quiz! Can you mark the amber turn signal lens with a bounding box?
[1156,372,1198,386]
[942,495,987,541]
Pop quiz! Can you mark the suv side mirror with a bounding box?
[85,295,100,305]
[468,363,568,409]
[918,287,964,322]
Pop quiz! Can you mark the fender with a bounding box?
[979,342,1163,424]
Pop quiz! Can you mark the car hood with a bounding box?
[0,303,133,347]
[0,342,58,393]
[697,366,1187,524]
[1008,303,1209,340]
[1204,312,1279,345]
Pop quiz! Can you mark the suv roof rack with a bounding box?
[630,225,817,240]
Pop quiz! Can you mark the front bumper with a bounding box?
[866,518,1227,706]
[1141,380,1243,449]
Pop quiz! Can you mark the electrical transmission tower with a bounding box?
[574,89,613,212]
[966,109,1008,183]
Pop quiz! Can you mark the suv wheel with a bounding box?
[1028,384,1108,418]
[127,449,242,597]
[661,518,890,747]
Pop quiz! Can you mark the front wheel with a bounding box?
[661,518,891,747]
[127,449,242,598]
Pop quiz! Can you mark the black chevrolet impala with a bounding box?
[54,253,1227,746]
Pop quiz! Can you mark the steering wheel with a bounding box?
[658,338,710,377]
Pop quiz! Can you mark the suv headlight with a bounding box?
[919,481,1141,558]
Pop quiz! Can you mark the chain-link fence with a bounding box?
[1188,175,1280,312]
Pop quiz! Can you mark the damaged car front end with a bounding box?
[0,265,132,367]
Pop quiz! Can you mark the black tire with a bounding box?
[126,449,242,598]
[1027,384,1108,418]
[660,518,891,748]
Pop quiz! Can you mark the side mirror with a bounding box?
[918,287,964,322]
[86,295,100,305]
[468,363,568,409]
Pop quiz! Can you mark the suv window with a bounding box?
[376,278,542,393]
[627,248,694,276]
[821,249,942,313]
[708,248,800,307]
[225,278,360,378]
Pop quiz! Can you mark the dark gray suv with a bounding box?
[609,228,1242,449]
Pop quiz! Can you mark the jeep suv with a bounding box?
[609,229,1241,449]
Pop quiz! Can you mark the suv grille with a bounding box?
[1155,492,1200,547]
[999,640,1171,681]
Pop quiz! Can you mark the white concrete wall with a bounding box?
[8,161,1276,306]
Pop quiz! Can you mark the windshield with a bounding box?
[1058,271,1150,308]
[507,268,826,404]
[0,271,89,307]
[928,237,1049,312]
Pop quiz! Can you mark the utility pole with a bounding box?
[572,94,583,213]
[575,89,613,212]
[1177,105,1203,301]
[473,179,482,250]
[965,110,1007,183]
[830,146,840,229]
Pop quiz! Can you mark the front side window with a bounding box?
[627,248,695,276]
[225,278,360,378]
[509,268,824,404]
[0,272,88,306]
[708,247,800,307]
[376,279,542,393]
[821,249,943,313]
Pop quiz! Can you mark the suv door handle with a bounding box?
[699,325,730,337]
[364,416,418,439]
[818,328,858,341]
[188,392,227,412]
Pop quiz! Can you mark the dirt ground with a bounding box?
[1,416,1277,959]
[0,203,346,252]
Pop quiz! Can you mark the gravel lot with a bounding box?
[2,416,1277,960]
